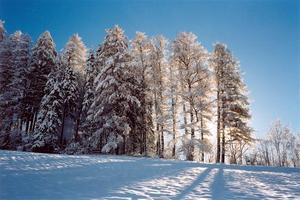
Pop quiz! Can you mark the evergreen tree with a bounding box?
[0,29,31,149]
[89,25,140,154]
[25,31,57,133]
[31,61,63,153]
[60,59,78,145]
[10,31,31,129]
[0,23,13,148]
[79,51,96,140]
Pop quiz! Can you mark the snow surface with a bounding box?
[0,150,300,200]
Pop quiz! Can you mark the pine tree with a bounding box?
[60,58,78,145]
[79,51,96,140]
[31,62,63,153]
[25,31,57,133]
[9,31,31,129]
[0,29,31,149]
[0,23,13,149]
[89,25,140,154]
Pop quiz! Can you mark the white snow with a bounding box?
[0,150,299,200]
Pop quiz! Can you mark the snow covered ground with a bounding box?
[0,150,300,200]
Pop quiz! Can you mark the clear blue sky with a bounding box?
[1,0,299,137]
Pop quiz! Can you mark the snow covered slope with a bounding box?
[0,150,299,200]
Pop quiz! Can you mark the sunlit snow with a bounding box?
[0,150,299,199]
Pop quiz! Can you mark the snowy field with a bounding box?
[0,150,300,200]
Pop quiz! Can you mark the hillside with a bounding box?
[0,150,299,200]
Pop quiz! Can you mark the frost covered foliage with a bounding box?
[179,134,212,161]
[247,120,300,167]
[89,26,140,154]
[10,31,31,123]
[172,32,211,161]
[0,25,13,148]
[0,28,31,149]
[147,36,169,157]
[31,62,63,153]
[62,34,87,143]
[66,51,97,154]
[24,31,57,134]
[63,34,87,75]
[0,20,259,164]
[64,141,89,155]
[211,43,252,163]
[267,121,297,167]
[130,32,155,155]
[79,51,96,140]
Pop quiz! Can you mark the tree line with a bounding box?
[0,20,253,163]
[246,120,300,167]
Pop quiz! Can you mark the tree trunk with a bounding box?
[172,98,176,158]
[183,103,188,135]
[221,108,226,163]
[29,112,35,132]
[19,119,23,131]
[161,125,164,158]
[74,110,81,142]
[156,131,161,156]
[122,135,126,154]
[216,90,221,163]
[200,115,204,162]
[30,112,38,132]
[188,82,195,161]
[60,106,66,145]
[189,107,195,161]
[25,117,30,134]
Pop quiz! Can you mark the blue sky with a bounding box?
[1,0,299,137]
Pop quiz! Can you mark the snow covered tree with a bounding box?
[0,24,13,149]
[130,32,155,155]
[31,61,63,153]
[267,120,292,167]
[60,58,78,145]
[0,29,31,149]
[290,133,300,167]
[255,121,299,167]
[147,35,168,157]
[163,57,180,158]
[64,50,96,155]
[24,31,57,133]
[62,34,87,75]
[172,32,210,161]
[89,25,140,154]
[211,43,252,163]
[62,34,86,142]
[9,31,31,129]
[79,51,96,139]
